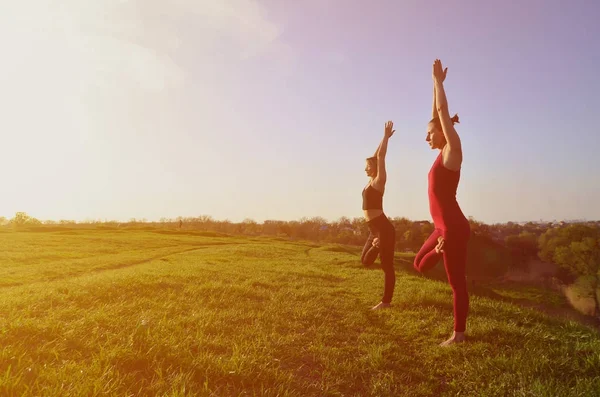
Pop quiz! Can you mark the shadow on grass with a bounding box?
[357,257,416,273]
[360,255,600,332]
[469,284,600,331]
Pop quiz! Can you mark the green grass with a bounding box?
[0,229,599,396]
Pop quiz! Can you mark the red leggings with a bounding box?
[413,229,470,332]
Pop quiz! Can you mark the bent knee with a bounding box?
[361,257,375,266]
[413,256,423,272]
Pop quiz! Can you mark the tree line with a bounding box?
[5,211,599,278]
[5,211,600,315]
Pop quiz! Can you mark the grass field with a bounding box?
[1,228,599,396]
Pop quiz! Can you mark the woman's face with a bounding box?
[426,122,446,149]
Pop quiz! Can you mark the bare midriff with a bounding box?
[363,209,384,222]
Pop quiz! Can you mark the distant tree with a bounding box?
[0,216,7,226]
[538,225,600,315]
[8,212,43,227]
[297,217,312,240]
[403,229,421,252]
[278,222,292,237]
[505,221,524,236]
[295,217,328,241]
[197,215,214,231]
[539,224,599,267]
[336,229,354,245]
[311,217,328,238]
[261,220,275,235]
[287,221,306,239]
[553,237,600,277]
[469,217,491,239]
[337,216,352,229]
[402,229,411,241]
[351,217,369,239]
[329,217,352,242]
[420,221,435,244]
[389,217,412,249]
[505,231,539,269]
[242,218,259,235]
[466,234,512,280]
[10,212,31,226]
[522,221,541,235]
[218,219,233,234]
[554,238,600,317]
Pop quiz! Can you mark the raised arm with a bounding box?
[372,121,394,191]
[433,59,462,167]
[432,66,448,119]
[372,140,382,158]
[432,84,437,120]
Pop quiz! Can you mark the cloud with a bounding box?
[0,0,190,184]
[0,0,291,148]
[0,0,185,97]
[177,0,284,59]
[171,0,294,75]
[0,0,294,220]
[0,0,292,96]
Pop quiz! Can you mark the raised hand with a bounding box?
[432,59,448,83]
[384,120,395,138]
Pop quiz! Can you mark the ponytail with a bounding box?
[429,113,460,128]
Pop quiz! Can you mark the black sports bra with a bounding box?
[362,184,383,210]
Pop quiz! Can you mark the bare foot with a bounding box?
[371,302,391,311]
[435,236,445,254]
[440,331,466,347]
[372,237,380,248]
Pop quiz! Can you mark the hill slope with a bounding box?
[0,230,598,396]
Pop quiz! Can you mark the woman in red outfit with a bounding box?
[414,59,471,346]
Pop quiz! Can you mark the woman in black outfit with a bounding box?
[360,121,397,310]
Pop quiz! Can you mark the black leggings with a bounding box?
[360,214,396,304]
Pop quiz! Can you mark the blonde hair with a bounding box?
[365,156,377,172]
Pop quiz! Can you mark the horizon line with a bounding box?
[2,212,598,226]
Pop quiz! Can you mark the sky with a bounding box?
[1,0,599,224]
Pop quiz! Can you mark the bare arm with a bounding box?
[433,59,462,169]
[432,84,437,120]
[372,121,394,191]
[432,66,447,119]
[434,79,461,151]
[371,118,396,158]
[372,140,382,158]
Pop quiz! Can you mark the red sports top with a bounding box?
[428,152,469,232]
